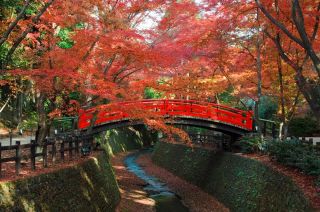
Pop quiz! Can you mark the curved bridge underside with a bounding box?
[78,100,253,137]
[78,100,252,135]
[83,117,251,137]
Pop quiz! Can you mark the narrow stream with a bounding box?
[124,150,189,212]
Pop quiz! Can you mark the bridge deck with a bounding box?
[78,100,253,132]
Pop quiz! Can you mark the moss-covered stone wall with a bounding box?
[0,152,120,212]
[152,142,312,212]
[100,125,158,155]
[0,125,157,211]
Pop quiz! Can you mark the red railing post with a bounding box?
[164,99,168,114]
[207,104,211,118]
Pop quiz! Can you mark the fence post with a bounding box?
[309,138,313,145]
[31,140,36,170]
[52,139,56,164]
[16,141,21,175]
[43,140,48,168]
[60,140,65,161]
[69,138,73,159]
[9,131,12,146]
[0,142,2,177]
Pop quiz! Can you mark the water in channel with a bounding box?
[124,150,189,212]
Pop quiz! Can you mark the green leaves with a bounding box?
[288,117,319,137]
[236,135,266,153]
[57,28,74,49]
[144,87,162,99]
[267,139,320,176]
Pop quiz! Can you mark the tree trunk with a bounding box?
[279,122,289,140]
[277,54,288,140]
[36,92,49,145]
[255,8,263,139]
[294,74,320,123]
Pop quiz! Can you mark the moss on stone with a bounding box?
[100,125,158,155]
[0,152,120,212]
[152,142,313,212]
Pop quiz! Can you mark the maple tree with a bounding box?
[254,0,320,121]
[182,0,320,135]
[0,0,319,143]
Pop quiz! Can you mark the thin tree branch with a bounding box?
[292,0,320,76]
[73,36,100,71]
[103,54,116,75]
[116,68,142,83]
[112,64,129,82]
[310,3,320,42]
[255,0,304,47]
[4,0,55,69]
[0,0,31,47]
[0,97,11,113]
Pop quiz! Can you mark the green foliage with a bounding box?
[52,117,76,132]
[18,112,38,131]
[288,117,319,137]
[259,96,278,120]
[243,96,278,120]
[98,125,158,156]
[0,0,20,19]
[0,152,120,211]
[267,139,320,176]
[57,28,74,49]
[0,42,30,69]
[0,42,9,63]
[236,135,266,153]
[0,0,20,8]
[24,2,41,16]
[153,142,214,185]
[69,91,81,100]
[144,87,162,99]
[152,142,312,212]
[217,86,237,105]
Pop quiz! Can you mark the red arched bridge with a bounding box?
[78,99,253,136]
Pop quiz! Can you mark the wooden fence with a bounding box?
[0,135,94,178]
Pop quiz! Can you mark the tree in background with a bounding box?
[255,0,320,122]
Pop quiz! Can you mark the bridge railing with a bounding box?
[78,99,253,131]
